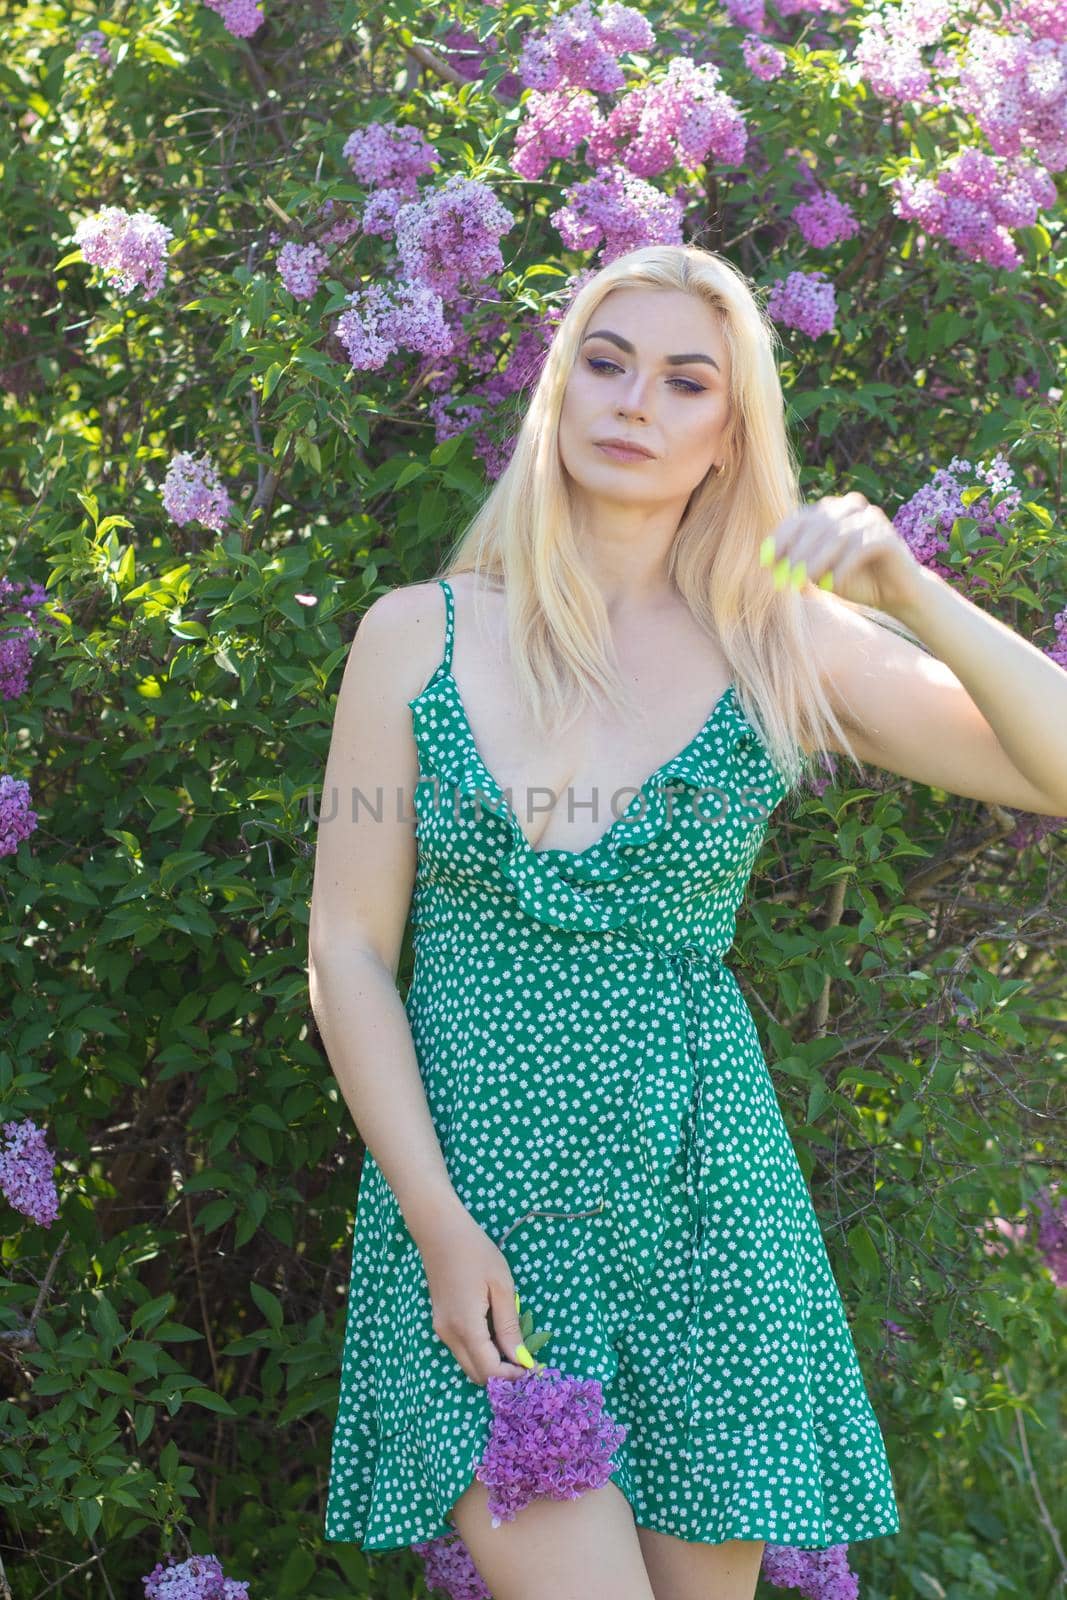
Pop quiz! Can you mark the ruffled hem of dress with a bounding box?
[619,1402,901,1550]
[323,1386,641,1553]
[323,1402,487,1551]
[325,1371,900,1553]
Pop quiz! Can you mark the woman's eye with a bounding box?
[585,356,704,395]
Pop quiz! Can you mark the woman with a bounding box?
[311,243,1067,1600]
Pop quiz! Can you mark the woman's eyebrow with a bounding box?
[581,328,722,373]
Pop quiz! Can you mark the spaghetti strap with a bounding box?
[437,577,455,674]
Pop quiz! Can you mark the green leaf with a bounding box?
[183,1387,236,1415]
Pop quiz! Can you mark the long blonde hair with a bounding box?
[441,242,922,793]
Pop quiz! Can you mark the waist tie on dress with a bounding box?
[602,943,733,1300]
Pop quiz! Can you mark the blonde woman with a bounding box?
[311,243,1067,1600]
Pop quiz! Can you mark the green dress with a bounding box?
[324,576,901,1553]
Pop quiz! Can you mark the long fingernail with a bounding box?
[514,1343,536,1368]
[790,560,806,589]
[817,571,834,591]
[773,555,791,589]
[759,534,776,566]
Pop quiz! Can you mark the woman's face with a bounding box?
[558,284,732,527]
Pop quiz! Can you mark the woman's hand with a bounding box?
[416,1204,531,1389]
[761,491,924,618]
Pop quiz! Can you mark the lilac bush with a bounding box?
[2,0,1066,1591]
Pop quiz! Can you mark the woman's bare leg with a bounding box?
[448,1475,658,1600]
[636,1525,766,1600]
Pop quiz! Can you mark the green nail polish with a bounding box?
[817,571,834,591]
[773,556,791,589]
[791,561,806,589]
[759,534,776,566]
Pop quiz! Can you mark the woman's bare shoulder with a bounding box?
[334,583,451,718]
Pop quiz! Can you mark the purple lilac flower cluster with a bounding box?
[410,1532,492,1600]
[892,451,1022,578]
[142,1552,250,1599]
[76,28,113,68]
[477,1366,628,1526]
[0,774,37,858]
[161,451,233,533]
[762,1540,860,1599]
[1034,1183,1067,1285]
[0,1119,59,1226]
[0,576,48,702]
[73,205,174,300]
[202,0,263,40]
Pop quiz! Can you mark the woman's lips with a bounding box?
[596,443,654,462]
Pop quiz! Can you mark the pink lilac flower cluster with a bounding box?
[1047,605,1067,669]
[202,0,263,39]
[334,128,515,376]
[512,87,603,181]
[792,189,860,247]
[762,1540,859,1599]
[0,1119,59,1227]
[588,55,748,174]
[979,1213,1031,1258]
[979,1187,1067,1280]
[410,1531,492,1600]
[76,28,113,67]
[335,278,455,370]
[74,205,174,300]
[742,34,788,78]
[952,27,1067,173]
[517,0,656,96]
[727,0,768,30]
[891,145,1057,270]
[161,451,233,532]
[891,451,1021,577]
[853,0,956,106]
[551,163,686,261]
[394,174,516,296]
[1034,1184,1067,1285]
[143,1553,250,1599]
[276,240,329,300]
[0,576,49,702]
[1012,0,1067,37]
[477,1365,628,1526]
[513,45,748,184]
[343,121,439,237]
[0,774,37,857]
[766,269,837,337]
[333,165,517,374]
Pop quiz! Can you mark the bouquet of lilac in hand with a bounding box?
[477,1288,628,1528]
[413,1203,628,1599]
